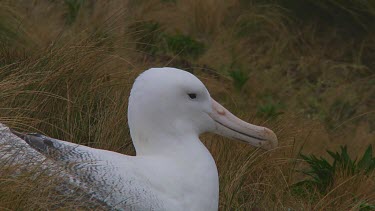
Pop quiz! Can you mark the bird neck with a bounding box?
[132,131,199,156]
[134,134,219,211]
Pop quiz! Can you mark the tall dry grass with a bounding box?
[0,0,374,210]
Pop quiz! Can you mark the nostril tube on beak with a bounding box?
[212,100,226,115]
[217,108,225,115]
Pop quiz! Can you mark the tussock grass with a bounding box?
[0,0,374,210]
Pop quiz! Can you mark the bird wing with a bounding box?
[0,123,112,209]
[10,129,165,210]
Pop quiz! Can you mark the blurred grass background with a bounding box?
[0,0,374,210]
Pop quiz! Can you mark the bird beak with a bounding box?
[208,98,278,150]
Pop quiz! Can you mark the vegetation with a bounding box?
[0,0,374,210]
[293,145,374,194]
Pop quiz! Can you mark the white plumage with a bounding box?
[0,67,278,210]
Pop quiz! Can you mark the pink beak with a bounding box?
[209,98,278,150]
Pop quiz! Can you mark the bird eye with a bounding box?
[188,93,197,99]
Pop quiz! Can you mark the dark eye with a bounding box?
[188,93,197,99]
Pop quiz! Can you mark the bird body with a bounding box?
[2,67,277,210]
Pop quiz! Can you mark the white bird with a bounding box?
[4,67,278,210]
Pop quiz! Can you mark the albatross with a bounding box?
[6,67,278,210]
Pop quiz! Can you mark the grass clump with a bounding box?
[256,95,284,120]
[64,0,84,24]
[130,21,205,59]
[293,145,375,201]
[325,98,358,129]
[164,33,205,59]
[130,21,163,55]
[229,69,249,91]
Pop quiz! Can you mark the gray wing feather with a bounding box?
[11,130,88,162]
[1,123,112,209]
[6,125,165,210]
